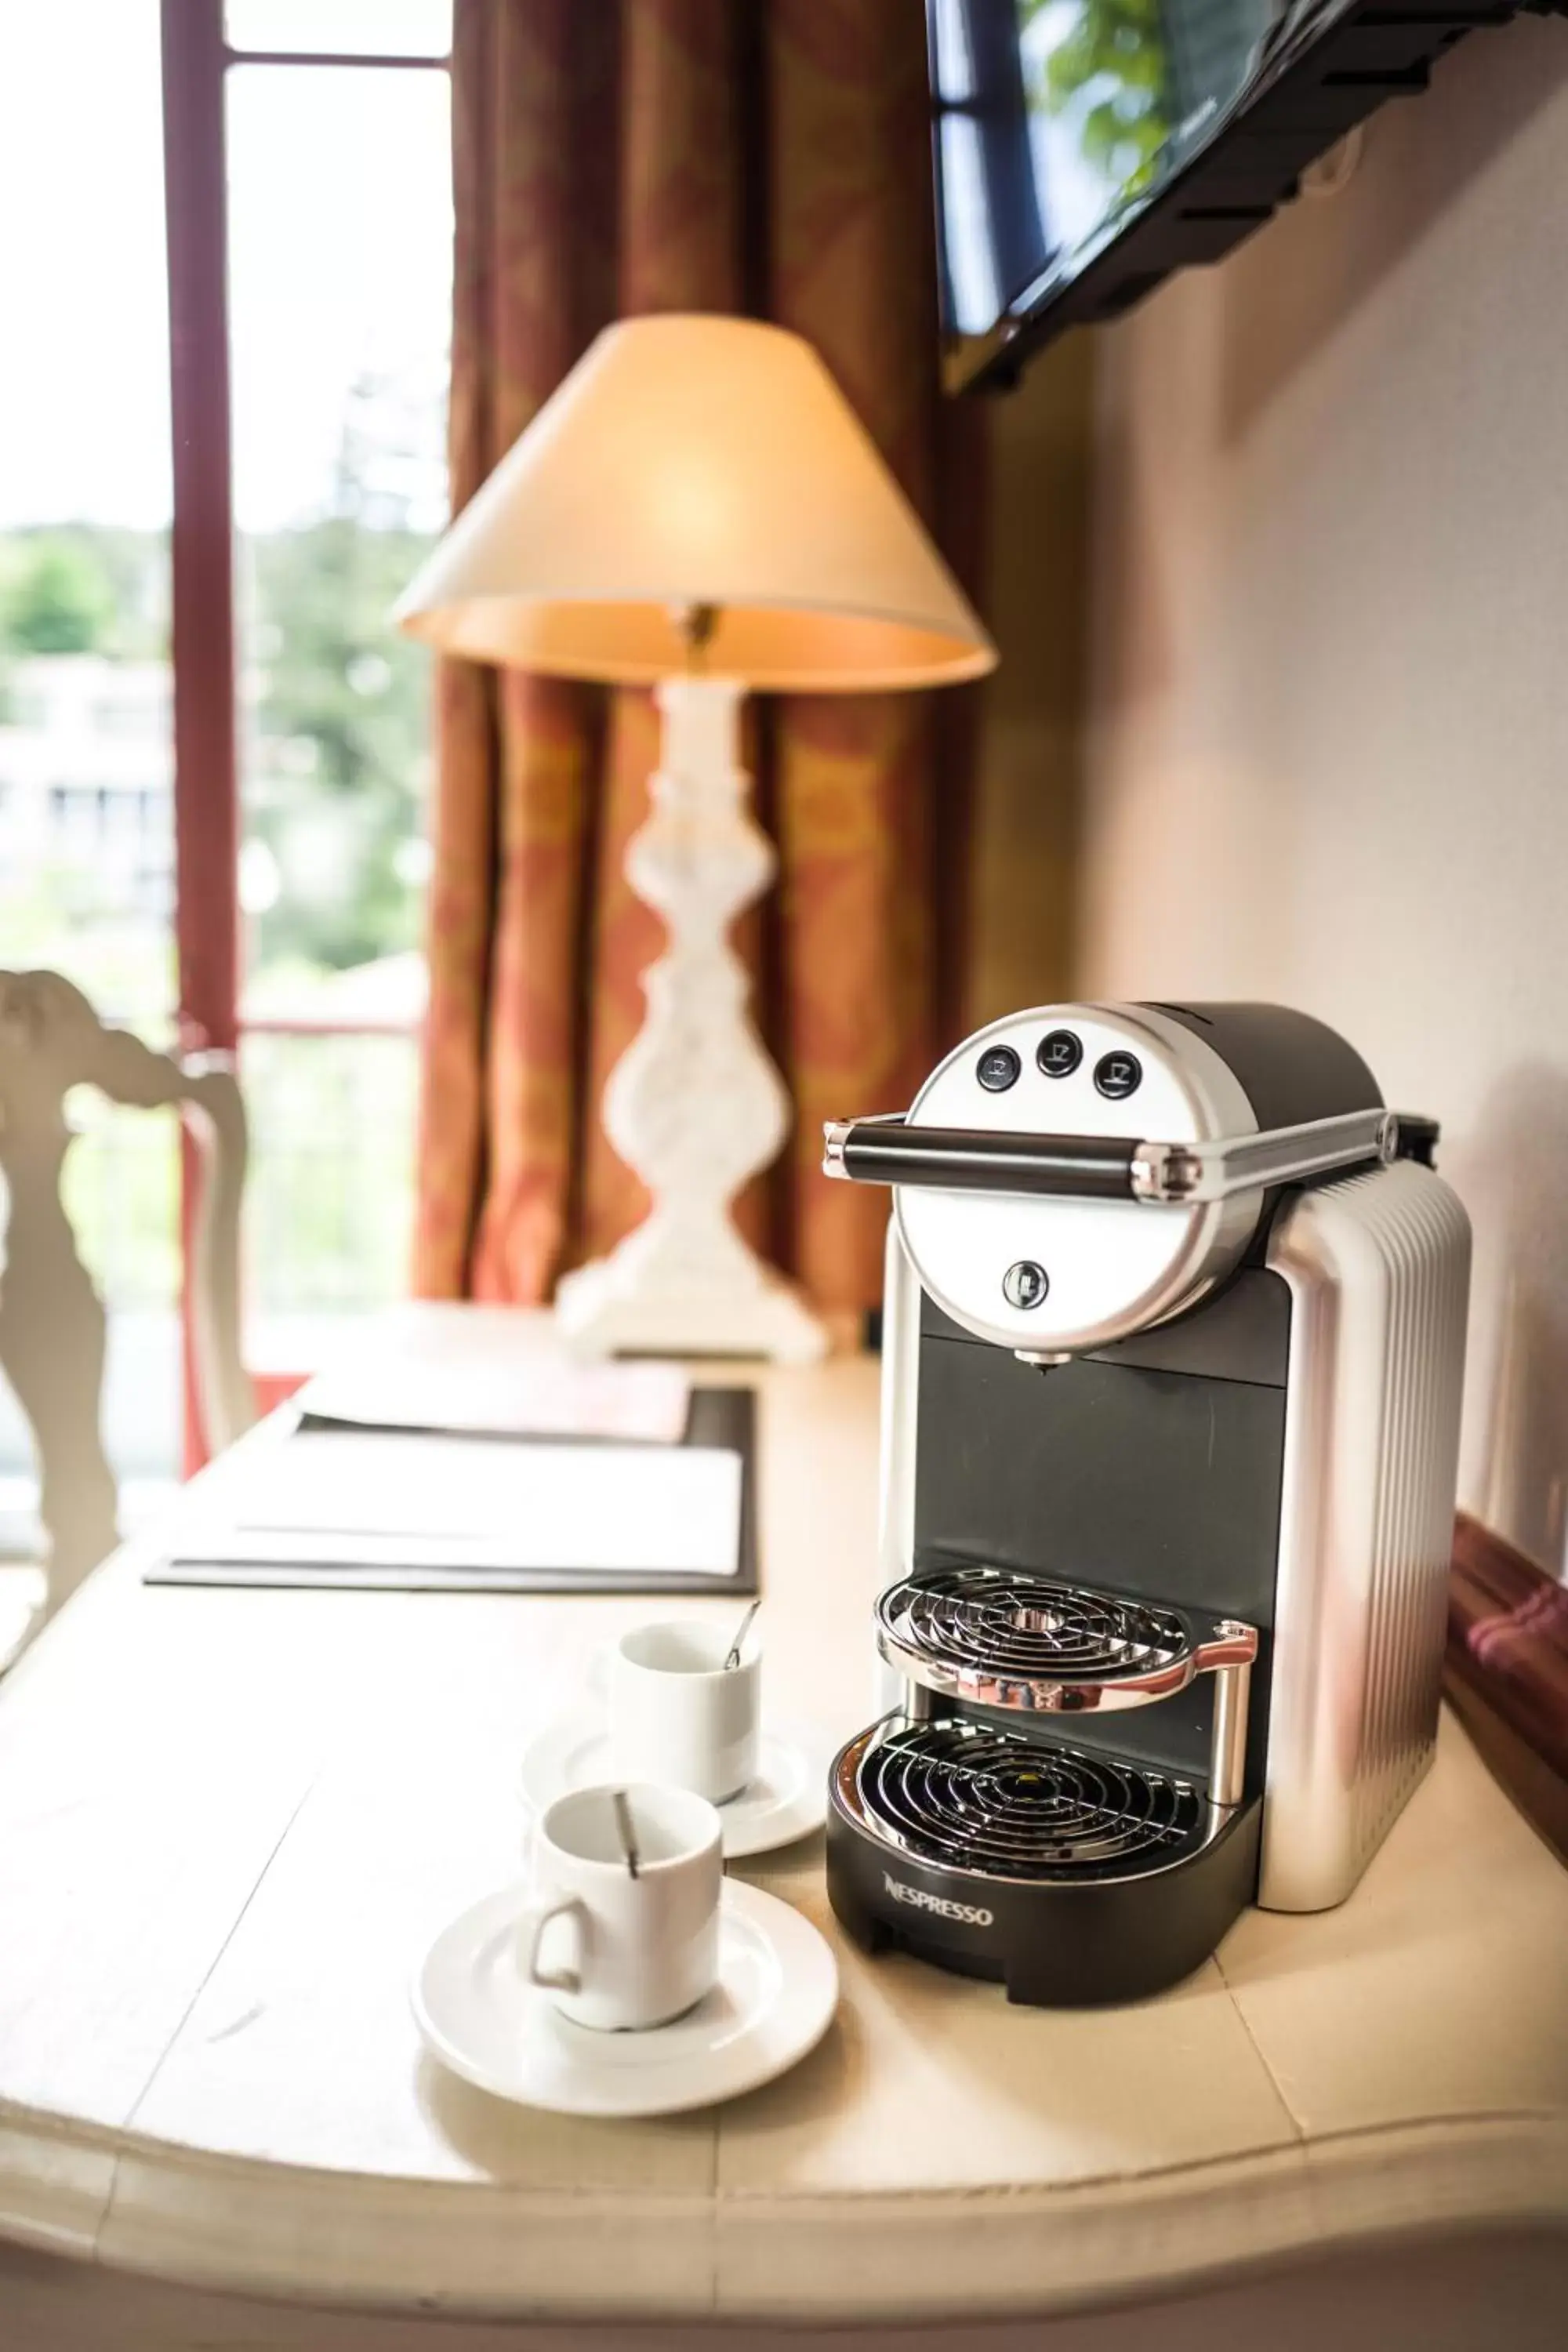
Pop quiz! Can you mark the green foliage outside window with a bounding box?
[243,387,437,975]
[0,535,114,655]
[0,397,437,990]
[0,528,165,662]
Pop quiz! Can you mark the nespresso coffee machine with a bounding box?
[822,1002,1470,2005]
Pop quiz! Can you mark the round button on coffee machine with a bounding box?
[1036,1030,1083,1080]
[1002,1261,1050,1309]
[1094,1049,1142,1101]
[977,1044,1022,1093]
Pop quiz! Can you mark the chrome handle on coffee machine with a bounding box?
[823,1105,1415,1204]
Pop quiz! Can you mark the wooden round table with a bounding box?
[1,1322,1565,2347]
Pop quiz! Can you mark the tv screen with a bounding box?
[929,0,1526,387]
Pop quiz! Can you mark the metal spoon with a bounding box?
[611,1788,640,1880]
[724,1597,761,1671]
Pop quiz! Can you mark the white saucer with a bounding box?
[521,1711,829,1858]
[414,1878,838,2116]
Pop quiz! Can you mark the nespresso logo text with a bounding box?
[883,1873,993,1927]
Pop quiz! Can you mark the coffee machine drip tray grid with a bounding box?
[846,1717,1208,1882]
[877,1565,1254,1715]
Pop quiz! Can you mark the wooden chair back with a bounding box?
[0,971,254,1620]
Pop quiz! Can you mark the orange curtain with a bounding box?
[415,0,985,1312]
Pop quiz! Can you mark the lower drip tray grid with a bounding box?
[846,1716,1210,1882]
[827,1714,1263,2003]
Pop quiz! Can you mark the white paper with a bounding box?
[172,1429,742,1580]
[296,1305,691,1445]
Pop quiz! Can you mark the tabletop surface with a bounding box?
[1,1306,1566,2325]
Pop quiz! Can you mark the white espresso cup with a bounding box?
[518,1783,721,2032]
[611,1618,761,1804]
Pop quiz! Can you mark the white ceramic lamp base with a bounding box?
[554,675,827,1366]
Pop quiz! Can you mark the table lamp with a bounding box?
[396,314,996,1360]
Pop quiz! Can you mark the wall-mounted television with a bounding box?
[930,0,1561,389]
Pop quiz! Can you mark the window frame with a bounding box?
[158,1,450,1462]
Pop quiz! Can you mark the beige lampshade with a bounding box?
[394,314,996,691]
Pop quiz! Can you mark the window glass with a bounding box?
[226,60,451,1358]
[225,1,452,58]
[0,0,180,1526]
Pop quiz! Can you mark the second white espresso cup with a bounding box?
[611,1618,761,1804]
[518,1782,722,2032]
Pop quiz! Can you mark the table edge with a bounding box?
[2,2100,1565,2321]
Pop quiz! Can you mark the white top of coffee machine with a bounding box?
[825,1000,1405,1358]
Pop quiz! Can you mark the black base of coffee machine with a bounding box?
[826,1715,1262,2007]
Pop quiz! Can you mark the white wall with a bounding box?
[1081,16,1568,1573]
